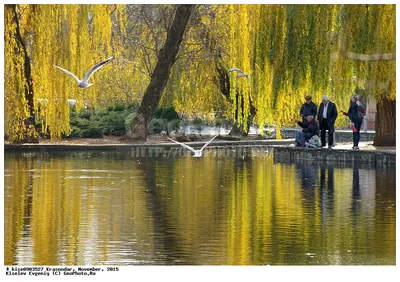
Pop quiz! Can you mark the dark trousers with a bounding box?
[353,120,362,147]
[320,119,333,146]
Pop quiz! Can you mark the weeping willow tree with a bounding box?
[160,5,258,135]
[334,4,396,146]
[30,4,127,139]
[252,5,339,138]
[225,5,254,134]
[5,4,395,144]
[210,4,395,142]
[135,4,395,142]
[4,5,38,143]
[5,4,131,142]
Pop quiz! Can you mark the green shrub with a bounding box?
[113,104,125,111]
[99,111,127,136]
[70,111,77,119]
[166,119,182,134]
[94,109,109,117]
[88,127,103,138]
[153,108,163,119]
[71,118,90,129]
[67,106,142,138]
[78,110,93,119]
[149,118,166,134]
[69,126,83,138]
[153,107,180,121]
[163,107,180,120]
[124,112,135,132]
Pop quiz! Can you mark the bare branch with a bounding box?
[123,35,157,53]
[141,6,160,56]
[109,4,117,16]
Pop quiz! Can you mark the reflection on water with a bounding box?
[4,149,396,265]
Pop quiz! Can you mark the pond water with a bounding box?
[4,148,396,265]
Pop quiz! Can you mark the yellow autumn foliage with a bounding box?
[4,4,395,142]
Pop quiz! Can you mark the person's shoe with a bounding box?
[353,146,359,150]
[328,145,333,149]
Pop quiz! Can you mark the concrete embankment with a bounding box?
[281,128,375,142]
[4,139,294,152]
[4,138,395,165]
[273,146,395,165]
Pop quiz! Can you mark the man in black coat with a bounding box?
[317,95,338,148]
[300,95,317,120]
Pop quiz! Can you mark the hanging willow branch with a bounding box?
[6,4,38,142]
[338,31,396,61]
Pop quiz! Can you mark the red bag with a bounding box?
[352,126,357,132]
[360,105,366,117]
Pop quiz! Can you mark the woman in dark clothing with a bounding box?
[341,94,364,149]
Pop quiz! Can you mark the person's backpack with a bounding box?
[354,101,365,119]
[360,104,366,117]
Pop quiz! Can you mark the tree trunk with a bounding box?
[9,4,38,143]
[127,4,195,140]
[373,97,395,146]
[229,93,256,137]
[213,55,256,136]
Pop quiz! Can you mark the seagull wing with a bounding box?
[167,137,197,154]
[54,65,81,84]
[228,68,242,73]
[200,135,218,152]
[82,56,114,83]
[237,72,250,78]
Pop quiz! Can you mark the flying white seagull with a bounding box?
[228,68,250,79]
[167,135,218,158]
[54,56,114,88]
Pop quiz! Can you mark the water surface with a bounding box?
[4,148,396,265]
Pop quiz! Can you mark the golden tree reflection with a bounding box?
[4,151,396,265]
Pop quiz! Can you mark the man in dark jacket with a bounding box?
[300,95,317,120]
[317,95,338,149]
[295,115,319,146]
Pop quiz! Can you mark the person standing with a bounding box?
[341,94,364,149]
[317,95,338,149]
[300,95,317,120]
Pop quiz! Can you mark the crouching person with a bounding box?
[295,115,320,147]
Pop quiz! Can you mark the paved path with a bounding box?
[329,141,395,152]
